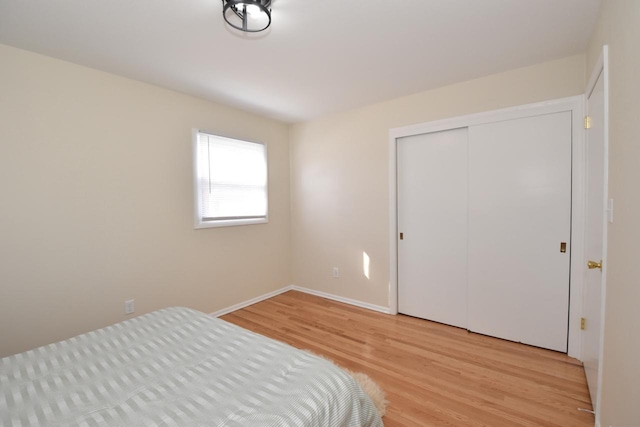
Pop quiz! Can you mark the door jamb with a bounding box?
[388,96,585,358]
[584,45,609,422]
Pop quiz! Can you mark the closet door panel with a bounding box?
[397,128,468,328]
[467,112,572,352]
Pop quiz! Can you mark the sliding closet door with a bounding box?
[467,112,572,352]
[397,128,468,328]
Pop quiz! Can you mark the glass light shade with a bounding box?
[222,0,272,33]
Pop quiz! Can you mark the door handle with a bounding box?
[587,260,603,271]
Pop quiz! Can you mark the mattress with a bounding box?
[0,307,383,427]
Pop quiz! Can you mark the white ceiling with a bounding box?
[0,0,601,123]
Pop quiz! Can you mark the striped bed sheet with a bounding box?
[1,307,383,427]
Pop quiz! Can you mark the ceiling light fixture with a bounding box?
[222,0,272,33]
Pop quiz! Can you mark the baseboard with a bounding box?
[291,285,392,314]
[210,284,392,317]
[210,285,293,317]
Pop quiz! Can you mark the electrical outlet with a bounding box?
[332,267,339,278]
[124,299,135,315]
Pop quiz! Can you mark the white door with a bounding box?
[467,112,572,352]
[397,128,468,328]
[582,63,608,408]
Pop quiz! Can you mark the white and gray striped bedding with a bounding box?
[1,307,383,427]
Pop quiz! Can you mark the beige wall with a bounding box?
[290,55,586,308]
[587,1,640,425]
[0,44,291,357]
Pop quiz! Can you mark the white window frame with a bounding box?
[193,129,268,229]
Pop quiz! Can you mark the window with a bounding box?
[194,130,268,228]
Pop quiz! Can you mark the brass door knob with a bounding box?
[587,260,603,271]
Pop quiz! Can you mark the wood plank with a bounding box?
[221,291,594,426]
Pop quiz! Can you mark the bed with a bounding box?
[0,307,383,426]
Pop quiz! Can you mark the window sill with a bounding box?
[195,217,268,229]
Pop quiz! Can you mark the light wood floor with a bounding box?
[221,291,594,427]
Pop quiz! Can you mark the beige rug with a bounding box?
[303,350,388,418]
[343,368,388,417]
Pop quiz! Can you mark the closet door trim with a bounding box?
[388,95,585,358]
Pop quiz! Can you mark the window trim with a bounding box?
[193,129,268,229]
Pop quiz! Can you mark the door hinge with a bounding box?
[584,116,591,129]
[581,317,586,330]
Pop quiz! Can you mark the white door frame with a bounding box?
[584,45,609,423]
[388,96,585,358]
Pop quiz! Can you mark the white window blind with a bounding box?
[195,131,267,227]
